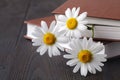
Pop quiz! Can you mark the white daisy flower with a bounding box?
[56,7,88,38]
[64,37,107,76]
[32,20,71,57]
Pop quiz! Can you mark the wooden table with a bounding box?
[0,0,120,80]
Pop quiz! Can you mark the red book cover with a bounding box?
[52,0,120,20]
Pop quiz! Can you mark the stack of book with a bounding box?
[25,0,120,41]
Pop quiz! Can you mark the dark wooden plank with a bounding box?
[103,42,120,80]
[7,37,35,80]
[0,0,31,80]
[25,0,66,20]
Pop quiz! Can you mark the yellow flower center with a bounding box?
[43,32,56,45]
[77,50,92,63]
[66,18,78,30]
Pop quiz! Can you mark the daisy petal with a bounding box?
[32,38,42,42]
[99,62,104,66]
[52,45,60,56]
[32,38,42,46]
[58,26,66,32]
[48,46,52,57]
[73,29,82,38]
[66,59,79,66]
[94,64,102,72]
[49,20,56,32]
[72,7,76,16]
[88,64,96,74]
[87,38,94,49]
[73,63,81,73]
[56,29,66,36]
[56,43,64,51]
[70,39,79,51]
[57,37,69,43]
[94,54,107,62]
[41,21,48,33]
[36,44,45,52]
[76,39,83,50]
[73,7,80,18]
[82,37,88,49]
[35,27,44,34]
[94,60,104,67]
[63,54,76,59]
[81,63,88,77]
[71,30,74,37]
[39,45,48,55]
[32,31,43,38]
[69,63,78,67]
[65,49,76,54]
[65,31,71,37]
[95,53,107,58]
[57,21,66,26]
[77,24,87,31]
[91,61,102,72]
[57,43,72,50]
[77,12,87,21]
[87,64,93,74]
[79,20,88,25]
[65,8,72,18]
[31,27,44,37]
[58,15,67,22]
[36,46,41,52]
[92,43,104,54]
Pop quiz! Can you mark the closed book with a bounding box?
[82,25,120,41]
[52,0,120,26]
[24,15,120,41]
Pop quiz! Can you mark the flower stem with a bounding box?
[91,25,94,38]
[87,25,95,38]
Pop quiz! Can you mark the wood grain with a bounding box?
[0,0,31,80]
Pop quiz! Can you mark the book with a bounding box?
[24,0,120,41]
[24,15,55,39]
[52,0,120,26]
[82,25,120,41]
[24,15,120,41]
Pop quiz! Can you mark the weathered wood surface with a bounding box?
[0,0,120,80]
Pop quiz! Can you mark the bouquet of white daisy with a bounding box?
[31,7,107,77]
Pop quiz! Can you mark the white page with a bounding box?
[86,17,120,27]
